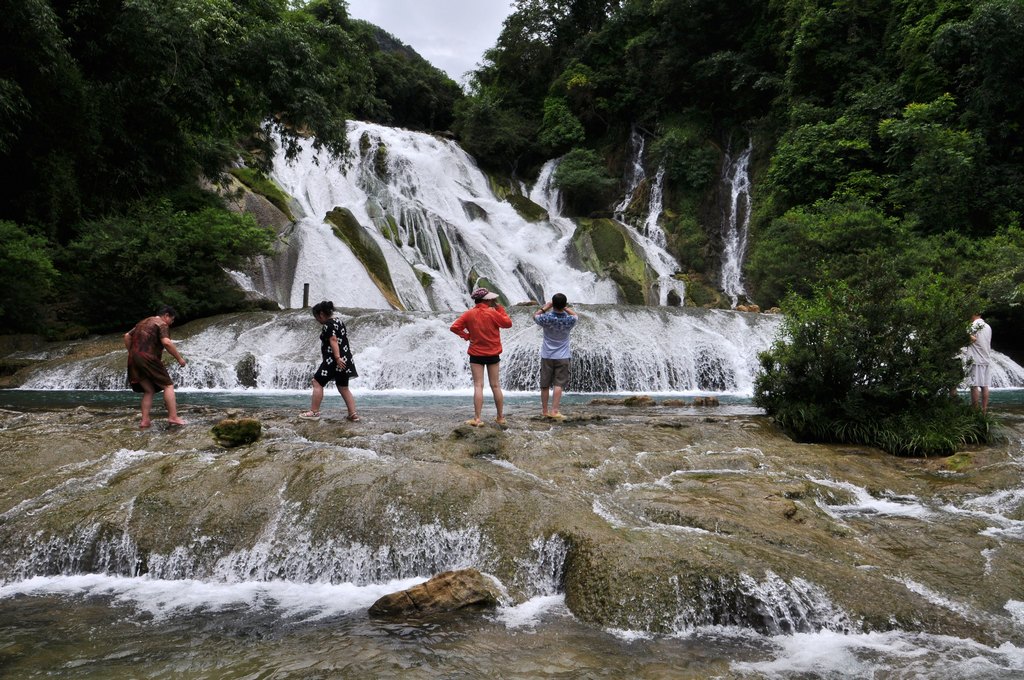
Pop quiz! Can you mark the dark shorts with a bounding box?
[469,354,501,365]
[313,360,351,387]
[540,358,570,388]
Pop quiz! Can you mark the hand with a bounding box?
[178,358,187,367]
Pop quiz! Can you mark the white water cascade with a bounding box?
[19,307,786,394]
[234,122,619,311]
[720,140,753,307]
[613,129,687,305]
[18,307,1024,393]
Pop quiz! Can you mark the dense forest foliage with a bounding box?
[449,0,1021,453]
[0,0,460,333]
[454,0,1023,346]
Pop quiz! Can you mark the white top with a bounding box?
[966,318,992,366]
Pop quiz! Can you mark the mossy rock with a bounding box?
[571,218,648,305]
[623,395,656,407]
[211,418,262,448]
[235,354,259,388]
[506,194,548,223]
[944,453,973,472]
[325,207,404,310]
[681,273,725,308]
[229,167,295,221]
[485,172,519,201]
[461,200,489,222]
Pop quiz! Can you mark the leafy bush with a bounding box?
[0,221,58,331]
[65,199,275,329]
[538,97,585,152]
[754,264,990,456]
[553,148,615,215]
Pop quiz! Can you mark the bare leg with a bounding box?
[981,386,989,413]
[310,378,325,413]
[138,379,156,428]
[470,363,485,423]
[540,386,550,416]
[163,385,185,425]
[487,362,504,421]
[551,385,564,416]
[970,386,980,409]
[338,385,357,418]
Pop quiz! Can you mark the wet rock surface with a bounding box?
[368,568,501,617]
[1,401,1023,645]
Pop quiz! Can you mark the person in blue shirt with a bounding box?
[533,293,578,419]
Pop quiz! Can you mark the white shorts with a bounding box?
[968,363,991,388]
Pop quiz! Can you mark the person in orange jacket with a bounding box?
[450,287,513,426]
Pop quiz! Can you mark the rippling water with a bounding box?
[4,576,1024,678]
[3,391,1024,678]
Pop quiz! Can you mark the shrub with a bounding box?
[553,148,615,215]
[0,221,58,332]
[754,264,991,456]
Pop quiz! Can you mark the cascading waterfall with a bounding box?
[19,307,787,394]
[720,140,753,308]
[613,129,687,306]
[17,307,1024,392]
[235,122,618,311]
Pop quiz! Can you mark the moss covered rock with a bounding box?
[211,418,262,447]
[571,218,649,304]
[325,207,404,310]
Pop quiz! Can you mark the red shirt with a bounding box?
[450,303,513,356]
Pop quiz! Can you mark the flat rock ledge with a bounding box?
[368,568,501,618]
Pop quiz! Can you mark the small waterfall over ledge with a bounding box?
[18,307,1024,392]
[19,307,786,394]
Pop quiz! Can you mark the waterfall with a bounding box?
[721,140,753,308]
[19,307,784,394]
[18,307,1024,393]
[235,122,618,311]
[613,129,687,306]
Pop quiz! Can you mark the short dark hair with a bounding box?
[552,293,567,310]
[157,305,177,319]
[312,300,335,318]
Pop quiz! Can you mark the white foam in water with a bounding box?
[730,629,1024,678]
[898,577,976,620]
[493,594,567,629]
[0,573,425,622]
[1006,600,1024,626]
[809,476,933,519]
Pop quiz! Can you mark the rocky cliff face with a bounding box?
[2,401,1022,644]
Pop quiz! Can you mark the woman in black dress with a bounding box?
[300,300,360,421]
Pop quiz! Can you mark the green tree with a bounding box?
[754,264,988,456]
[0,221,58,332]
[553,148,615,215]
[746,200,905,306]
[65,199,275,329]
[538,96,585,151]
[878,94,981,233]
